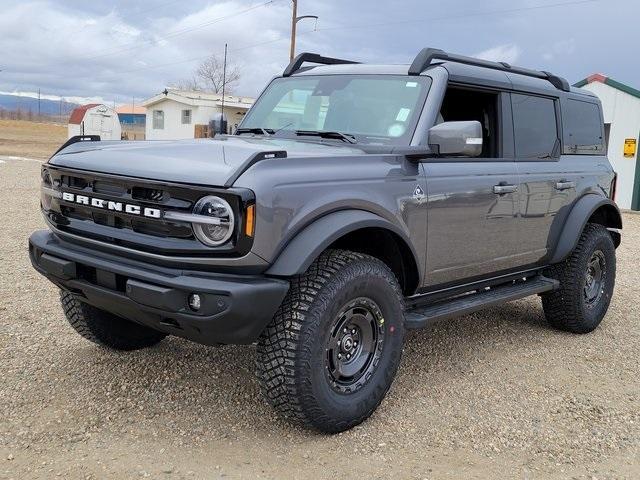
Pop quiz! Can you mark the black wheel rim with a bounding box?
[584,250,606,307]
[325,297,385,394]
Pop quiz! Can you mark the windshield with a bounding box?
[239,75,431,145]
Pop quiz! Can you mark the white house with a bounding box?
[141,89,255,140]
[68,103,121,140]
[575,74,640,210]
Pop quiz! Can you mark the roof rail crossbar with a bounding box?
[283,52,359,77]
[408,47,570,92]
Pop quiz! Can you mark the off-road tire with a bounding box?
[60,291,167,350]
[256,249,405,433]
[542,223,616,333]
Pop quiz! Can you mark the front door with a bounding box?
[423,85,523,287]
[424,161,520,287]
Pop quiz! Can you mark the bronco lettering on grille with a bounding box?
[61,192,161,219]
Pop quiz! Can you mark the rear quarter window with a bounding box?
[562,99,605,154]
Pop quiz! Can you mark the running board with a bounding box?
[404,275,559,329]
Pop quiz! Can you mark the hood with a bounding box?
[49,136,366,186]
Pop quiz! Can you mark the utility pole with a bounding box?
[289,0,298,61]
[37,88,41,117]
[289,0,318,60]
[221,43,227,134]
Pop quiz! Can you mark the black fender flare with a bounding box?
[549,194,622,264]
[265,209,420,277]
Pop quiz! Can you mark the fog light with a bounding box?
[188,293,201,311]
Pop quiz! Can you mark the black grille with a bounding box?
[42,166,249,257]
[132,186,164,201]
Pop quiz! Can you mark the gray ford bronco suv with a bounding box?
[29,48,622,433]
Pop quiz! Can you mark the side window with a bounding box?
[181,109,192,125]
[439,87,500,157]
[153,110,164,130]
[562,99,604,154]
[511,94,558,159]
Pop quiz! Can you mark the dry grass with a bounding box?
[0,119,66,159]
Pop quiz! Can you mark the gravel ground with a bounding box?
[1,157,639,479]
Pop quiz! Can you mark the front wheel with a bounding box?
[60,291,167,350]
[542,223,616,333]
[256,250,405,433]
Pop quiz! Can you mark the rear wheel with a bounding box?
[542,223,616,333]
[256,250,405,433]
[60,291,167,350]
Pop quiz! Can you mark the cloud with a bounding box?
[473,44,522,64]
[0,0,295,102]
[542,39,576,61]
[0,0,637,103]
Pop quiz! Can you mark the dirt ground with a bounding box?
[1,148,639,478]
[0,119,67,159]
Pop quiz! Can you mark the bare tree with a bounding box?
[167,75,202,91]
[195,54,241,94]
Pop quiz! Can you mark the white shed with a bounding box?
[141,89,254,140]
[575,74,640,210]
[68,104,122,140]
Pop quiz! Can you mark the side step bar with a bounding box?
[404,275,559,330]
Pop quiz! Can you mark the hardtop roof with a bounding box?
[288,57,595,99]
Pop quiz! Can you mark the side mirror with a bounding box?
[428,120,483,157]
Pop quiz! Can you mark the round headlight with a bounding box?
[191,196,234,246]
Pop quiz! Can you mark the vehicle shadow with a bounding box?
[55,296,560,439]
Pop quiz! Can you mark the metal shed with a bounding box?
[575,74,640,210]
[68,103,122,140]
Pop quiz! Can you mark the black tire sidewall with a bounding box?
[303,261,404,426]
[576,230,616,330]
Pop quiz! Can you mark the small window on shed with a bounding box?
[511,94,559,159]
[181,109,192,125]
[563,99,604,154]
[153,110,164,129]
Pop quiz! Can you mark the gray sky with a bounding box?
[1,0,638,105]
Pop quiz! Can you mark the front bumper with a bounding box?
[29,230,289,345]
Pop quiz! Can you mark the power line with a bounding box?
[105,0,606,76]
[80,0,280,61]
[115,32,299,75]
[312,0,604,33]
[69,0,189,36]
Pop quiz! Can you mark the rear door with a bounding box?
[423,86,522,287]
[511,92,577,265]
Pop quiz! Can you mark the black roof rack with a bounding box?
[283,52,359,77]
[408,47,570,92]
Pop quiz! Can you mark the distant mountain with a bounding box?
[0,94,79,116]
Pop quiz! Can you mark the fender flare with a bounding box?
[265,209,420,277]
[549,194,622,264]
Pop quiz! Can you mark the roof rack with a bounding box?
[408,48,570,92]
[283,52,359,77]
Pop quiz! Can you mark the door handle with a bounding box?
[493,184,518,195]
[555,180,576,191]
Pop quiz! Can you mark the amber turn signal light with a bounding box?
[245,204,255,237]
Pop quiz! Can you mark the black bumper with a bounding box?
[29,230,289,346]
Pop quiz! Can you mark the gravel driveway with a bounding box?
[1,157,638,479]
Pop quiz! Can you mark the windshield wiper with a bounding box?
[294,130,357,144]
[236,127,275,136]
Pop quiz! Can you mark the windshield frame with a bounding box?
[238,74,432,145]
